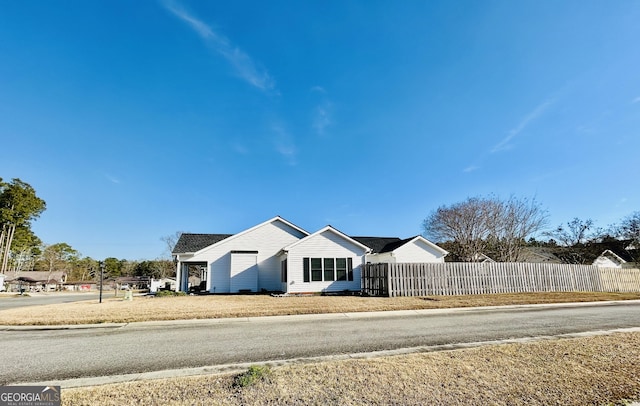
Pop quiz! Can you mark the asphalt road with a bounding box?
[0,292,102,310]
[2,301,640,385]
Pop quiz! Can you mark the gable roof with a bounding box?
[173,216,309,255]
[379,236,419,253]
[172,233,233,254]
[603,248,636,263]
[283,226,371,252]
[387,235,449,255]
[595,249,630,266]
[350,237,402,253]
[351,235,448,255]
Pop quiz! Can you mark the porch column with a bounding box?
[205,264,212,293]
[174,259,181,292]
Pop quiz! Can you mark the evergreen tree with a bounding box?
[0,178,46,273]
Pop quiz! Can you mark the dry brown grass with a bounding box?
[1,292,639,325]
[61,332,640,405]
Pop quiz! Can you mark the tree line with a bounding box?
[5,238,175,281]
[423,195,640,265]
[2,178,639,279]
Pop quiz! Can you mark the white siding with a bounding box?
[364,239,446,264]
[186,219,307,293]
[593,255,623,268]
[211,254,230,292]
[393,239,446,263]
[286,229,366,294]
[366,252,395,264]
[230,253,258,292]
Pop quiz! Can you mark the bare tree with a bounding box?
[160,231,184,259]
[488,196,548,261]
[423,197,499,262]
[617,212,640,245]
[12,248,36,273]
[543,218,595,246]
[423,196,548,262]
[614,211,640,264]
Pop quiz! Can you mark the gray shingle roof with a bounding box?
[350,236,403,253]
[172,233,233,254]
[518,247,563,263]
[377,236,419,253]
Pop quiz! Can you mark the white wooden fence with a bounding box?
[361,262,640,297]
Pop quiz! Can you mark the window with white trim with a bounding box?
[303,257,353,282]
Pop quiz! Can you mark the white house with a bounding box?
[173,216,308,294]
[592,249,631,268]
[172,216,447,294]
[352,236,448,264]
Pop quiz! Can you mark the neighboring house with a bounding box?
[352,236,448,264]
[592,249,635,268]
[0,273,5,291]
[172,216,447,294]
[5,271,67,292]
[519,247,564,264]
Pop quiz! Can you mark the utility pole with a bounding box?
[99,261,104,304]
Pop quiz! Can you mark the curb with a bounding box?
[0,322,127,331]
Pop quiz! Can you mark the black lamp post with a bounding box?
[99,261,105,303]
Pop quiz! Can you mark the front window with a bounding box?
[303,257,353,282]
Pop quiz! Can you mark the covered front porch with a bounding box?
[176,261,208,293]
[175,251,262,294]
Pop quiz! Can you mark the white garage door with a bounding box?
[230,251,258,293]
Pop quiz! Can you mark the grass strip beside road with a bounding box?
[62,332,640,405]
[0,291,639,326]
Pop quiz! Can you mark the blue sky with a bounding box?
[1,1,639,260]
